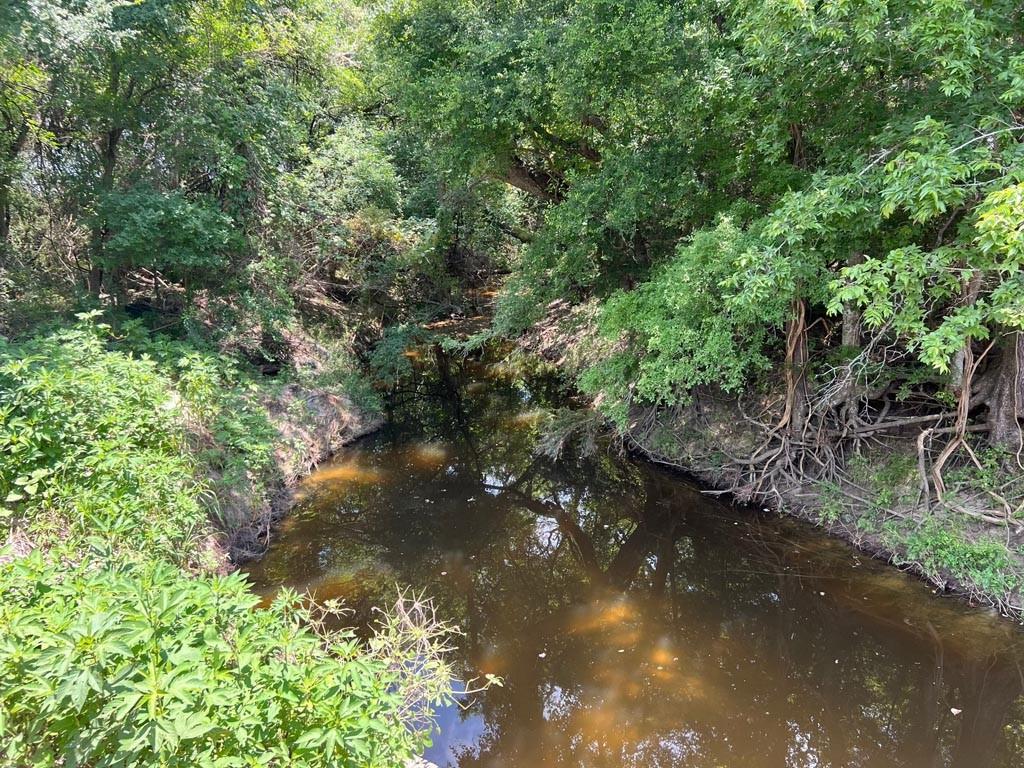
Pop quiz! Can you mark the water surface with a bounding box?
[246,351,1024,768]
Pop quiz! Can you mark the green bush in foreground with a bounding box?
[0,318,454,764]
[0,554,447,768]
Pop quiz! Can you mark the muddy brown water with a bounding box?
[246,353,1024,768]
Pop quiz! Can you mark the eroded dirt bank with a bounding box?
[217,385,383,566]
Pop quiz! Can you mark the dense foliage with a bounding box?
[0,0,496,352]
[0,554,441,768]
[0,318,212,566]
[0,313,313,564]
[6,0,1024,757]
[0,316,452,763]
[362,0,1024,608]
[372,0,1024,447]
[2,0,468,753]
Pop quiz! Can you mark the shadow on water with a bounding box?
[245,346,1024,768]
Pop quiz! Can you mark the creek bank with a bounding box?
[208,383,383,567]
[517,299,1024,621]
[622,398,1024,618]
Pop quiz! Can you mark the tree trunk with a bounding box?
[986,330,1024,450]
[505,158,561,202]
[0,122,29,248]
[841,253,864,348]
[0,172,11,246]
[88,57,123,300]
[789,123,807,169]
[783,298,811,436]
[87,127,123,299]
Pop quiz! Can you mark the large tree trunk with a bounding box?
[986,330,1024,450]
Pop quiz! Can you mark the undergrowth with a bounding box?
[117,320,281,538]
[0,314,451,764]
[0,554,450,767]
[0,316,213,567]
[885,517,1024,601]
[1,313,380,561]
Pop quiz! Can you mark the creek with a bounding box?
[246,348,1024,767]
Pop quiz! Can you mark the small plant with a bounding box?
[854,508,881,534]
[816,480,846,525]
[873,454,917,492]
[945,442,1022,498]
[891,518,1023,597]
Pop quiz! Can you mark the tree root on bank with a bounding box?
[620,379,1024,536]
[615,393,1024,618]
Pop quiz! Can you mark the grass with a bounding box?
[804,447,1024,612]
[885,516,1023,600]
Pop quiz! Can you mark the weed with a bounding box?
[816,480,846,525]
[0,317,209,566]
[0,317,455,764]
[0,553,452,767]
[887,518,1022,597]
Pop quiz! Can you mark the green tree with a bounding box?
[371,0,1024,450]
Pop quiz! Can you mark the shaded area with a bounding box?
[246,350,1024,768]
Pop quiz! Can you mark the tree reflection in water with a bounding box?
[246,349,1024,768]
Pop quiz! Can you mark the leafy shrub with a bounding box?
[0,318,455,766]
[100,189,240,284]
[0,315,211,567]
[581,219,776,420]
[0,554,448,768]
[0,314,385,563]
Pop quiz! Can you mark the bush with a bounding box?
[0,317,455,763]
[117,325,281,532]
[0,316,211,567]
[581,219,776,420]
[0,554,447,768]
[97,187,242,288]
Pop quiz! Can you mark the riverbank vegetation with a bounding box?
[0,0,466,761]
[366,0,1024,614]
[6,0,1024,759]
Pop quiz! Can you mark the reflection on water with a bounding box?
[246,352,1024,768]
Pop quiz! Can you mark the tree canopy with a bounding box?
[368,0,1024,458]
